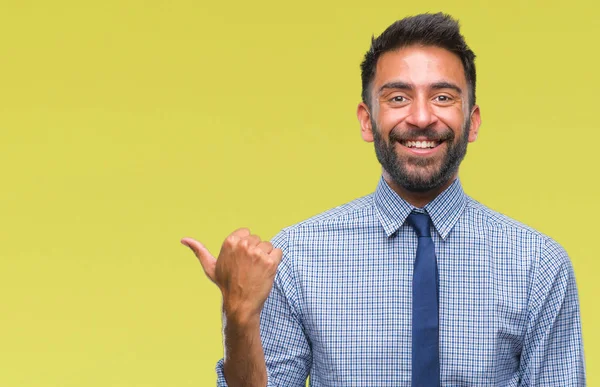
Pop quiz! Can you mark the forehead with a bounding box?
[374,45,467,90]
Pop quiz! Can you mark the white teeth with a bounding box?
[403,140,438,149]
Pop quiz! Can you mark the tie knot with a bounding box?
[407,212,432,237]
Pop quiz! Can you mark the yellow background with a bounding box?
[0,0,597,385]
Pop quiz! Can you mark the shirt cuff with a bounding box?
[216,358,275,387]
[216,358,228,387]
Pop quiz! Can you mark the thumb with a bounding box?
[181,237,217,283]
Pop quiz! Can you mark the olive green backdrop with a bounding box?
[0,0,597,385]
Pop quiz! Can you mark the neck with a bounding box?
[382,170,458,208]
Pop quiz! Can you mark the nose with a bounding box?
[404,97,438,129]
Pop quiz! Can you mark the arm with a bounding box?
[183,229,311,387]
[222,315,267,386]
[182,228,279,387]
[215,230,312,386]
[518,239,586,386]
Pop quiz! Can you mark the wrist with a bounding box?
[222,302,261,328]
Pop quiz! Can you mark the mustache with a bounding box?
[389,127,454,143]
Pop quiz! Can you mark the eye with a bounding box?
[434,95,452,103]
[390,96,407,103]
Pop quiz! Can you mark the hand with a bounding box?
[181,228,283,324]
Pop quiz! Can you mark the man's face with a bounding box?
[358,45,480,193]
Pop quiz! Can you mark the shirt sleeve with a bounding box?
[215,229,312,386]
[518,238,586,386]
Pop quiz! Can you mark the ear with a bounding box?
[357,102,374,143]
[468,104,481,143]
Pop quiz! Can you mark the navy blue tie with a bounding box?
[407,211,440,386]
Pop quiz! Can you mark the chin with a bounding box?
[402,179,443,193]
[392,168,453,193]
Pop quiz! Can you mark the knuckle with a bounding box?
[224,235,238,247]
[266,259,279,272]
[249,236,261,245]
[250,245,265,257]
[271,248,283,259]
[233,227,249,236]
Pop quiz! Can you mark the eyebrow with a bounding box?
[378,81,463,95]
[430,81,463,94]
[378,81,413,93]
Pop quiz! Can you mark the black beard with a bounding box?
[372,119,470,193]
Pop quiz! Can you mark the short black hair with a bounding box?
[360,13,476,109]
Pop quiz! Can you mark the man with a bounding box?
[182,13,586,386]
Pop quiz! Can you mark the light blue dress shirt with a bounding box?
[216,177,585,386]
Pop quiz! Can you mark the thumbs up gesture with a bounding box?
[181,228,283,324]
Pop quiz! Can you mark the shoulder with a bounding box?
[271,193,377,249]
[269,193,377,294]
[464,197,543,236]
[464,197,571,268]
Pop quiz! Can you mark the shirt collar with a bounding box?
[373,176,467,240]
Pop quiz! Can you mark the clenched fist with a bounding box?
[181,228,283,324]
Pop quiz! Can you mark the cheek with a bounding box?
[436,108,466,134]
[377,107,407,132]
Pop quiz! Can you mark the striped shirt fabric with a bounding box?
[216,177,585,386]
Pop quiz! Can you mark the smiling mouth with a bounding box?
[399,140,442,149]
